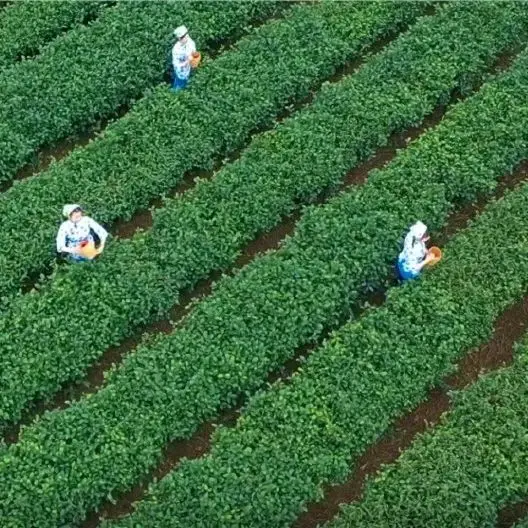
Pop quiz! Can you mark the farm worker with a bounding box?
[56,204,108,262]
[171,25,196,91]
[397,221,435,280]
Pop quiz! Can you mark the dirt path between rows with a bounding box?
[79,160,528,528]
[499,501,528,527]
[0,8,291,194]
[4,43,520,447]
[294,160,528,528]
[80,405,241,527]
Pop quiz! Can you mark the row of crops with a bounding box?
[0,0,286,183]
[2,1,528,527]
[0,0,423,300]
[0,0,109,69]
[2,0,526,430]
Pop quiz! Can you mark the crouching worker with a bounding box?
[397,221,435,281]
[56,204,108,262]
[171,25,196,91]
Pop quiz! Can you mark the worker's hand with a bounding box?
[425,252,436,263]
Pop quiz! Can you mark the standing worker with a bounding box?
[56,204,108,262]
[171,25,196,91]
[397,221,435,280]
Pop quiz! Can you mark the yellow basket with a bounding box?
[78,241,101,260]
[426,246,442,267]
[190,51,201,69]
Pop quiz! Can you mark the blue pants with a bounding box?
[68,254,90,263]
[397,258,420,281]
[172,71,189,90]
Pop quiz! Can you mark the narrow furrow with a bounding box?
[503,512,528,528]
[6,6,290,191]
[294,162,528,528]
[498,494,528,525]
[1,8,526,527]
[81,336,320,527]
[3,84,472,444]
[326,316,528,526]
[4,104,129,194]
[0,1,424,302]
[80,407,240,528]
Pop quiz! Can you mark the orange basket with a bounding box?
[190,51,201,69]
[78,240,101,260]
[426,246,442,266]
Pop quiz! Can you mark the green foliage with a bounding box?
[0,0,109,70]
[329,341,528,528]
[0,1,431,422]
[0,0,285,183]
[0,0,423,299]
[2,5,528,527]
[109,181,528,527]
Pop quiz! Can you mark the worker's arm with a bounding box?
[416,252,435,271]
[56,223,76,254]
[87,217,108,247]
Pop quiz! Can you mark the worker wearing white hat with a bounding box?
[397,221,434,280]
[171,25,196,90]
[56,204,108,262]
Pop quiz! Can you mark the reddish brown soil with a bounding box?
[294,161,528,528]
[80,406,240,527]
[5,43,520,447]
[498,500,528,527]
[81,156,528,527]
[111,16,430,240]
[436,160,528,247]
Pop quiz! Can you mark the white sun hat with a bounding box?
[62,204,82,218]
[410,221,427,239]
[174,25,188,39]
